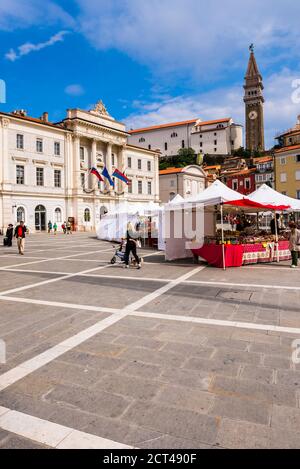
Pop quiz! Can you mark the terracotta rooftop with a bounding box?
[275,144,300,154]
[253,156,273,164]
[159,167,185,175]
[129,117,231,134]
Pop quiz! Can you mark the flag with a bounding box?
[102,167,114,187]
[90,167,104,182]
[112,168,130,185]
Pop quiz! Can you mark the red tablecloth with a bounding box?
[193,244,244,268]
[192,241,291,268]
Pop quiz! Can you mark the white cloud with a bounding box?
[124,69,300,148]
[65,84,85,96]
[0,0,74,30]
[75,0,300,80]
[5,31,70,61]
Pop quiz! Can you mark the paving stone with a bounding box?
[0,429,9,443]
[213,347,262,366]
[240,365,274,384]
[271,404,300,429]
[161,341,215,359]
[118,347,186,368]
[122,401,219,445]
[211,376,297,407]
[46,383,131,418]
[209,395,271,425]
[37,361,105,387]
[205,337,249,351]
[137,434,212,449]
[57,350,124,371]
[231,330,281,345]
[94,372,162,400]
[216,418,271,449]
[119,361,162,380]
[263,355,292,370]
[0,435,50,449]
[248,342,292,356]
[276,370,300,388]
[154,384,215,414]
[113,335,164,351]
[184,357,240,378]
[76,341,127,357]
[159,367,212,390]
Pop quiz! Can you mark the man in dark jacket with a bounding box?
[14,221,27,255]
[4,224,14,246]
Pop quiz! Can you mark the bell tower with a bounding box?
[244,44,265,152]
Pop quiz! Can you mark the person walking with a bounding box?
[53,222,58,235]
[4,224,14,247]
[289,222,300,268]
[62,221,67,234]
[48,221,53,234]
[124,222,141,269]
[66,220,72,235]
[14,220,27,255]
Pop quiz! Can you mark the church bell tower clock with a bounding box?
[244,44,265,152]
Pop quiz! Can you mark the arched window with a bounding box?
[17,206,25,223]
[100,206,108,219]
[171,132,178,138]
[139,137,145,143]
[169,192,176,201]
[54,208,62,223]
[84,208,91,222]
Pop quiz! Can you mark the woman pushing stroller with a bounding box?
[124,222,142,269]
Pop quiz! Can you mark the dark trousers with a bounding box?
[7,236,12,247]
[291,251,299,266]
[125,241,139,266]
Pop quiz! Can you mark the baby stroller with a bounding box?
[110,240,141,266]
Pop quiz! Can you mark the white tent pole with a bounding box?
[220,203,226,270]
[274,210,279,263]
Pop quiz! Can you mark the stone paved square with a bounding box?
[0,233,300,449]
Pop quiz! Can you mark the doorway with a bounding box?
[35,205,46,231]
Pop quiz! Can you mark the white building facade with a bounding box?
[0,102,160,233]
[128,118,243,157]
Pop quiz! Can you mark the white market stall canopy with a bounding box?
[247,184,300,212]
[171,180,244,207]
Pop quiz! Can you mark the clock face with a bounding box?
[249,110,258,120]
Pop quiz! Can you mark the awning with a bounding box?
[223,199,290,211]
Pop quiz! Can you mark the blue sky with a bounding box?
[1,0,300,147]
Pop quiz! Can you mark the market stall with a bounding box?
[191,196,293,269]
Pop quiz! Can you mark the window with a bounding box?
[139,137,145,143]
[147,161,151,171]
[182,140,185,149]
[214,148,217,153]
[296,170,300,181]
[36,167,44,186]
[170,180,175,187]
[84,208,91,222]
[296,155,300,163]
[280,173,287,183]
[36,138,43,153]
[54,142,60,156]
[231,140,234,146]
[16,165,24,185]
[138,180,143,194]
[17,206,25,223]
[164,142,168,151]
[138,159,142,170]
[147,181,152,195]
[169,192,176,201]
[81,173,85,188]
[80,147,84,161]
[16,134,24,149]
[54,170,61,188]
[148,145,151,150]
[128,182,132,194]
[245,178,251,190]
[199,135,202,138]
[232,179,238,191]
[297,190,300,200]
[200,142,203,147]
[171,132,178,138]
[54,208,62,223]
[280,157,286,165]
[128,157,132,168]
[214,140,217,145]
[214,133,217,136]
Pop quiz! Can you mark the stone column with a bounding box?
[73,135,81,191]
